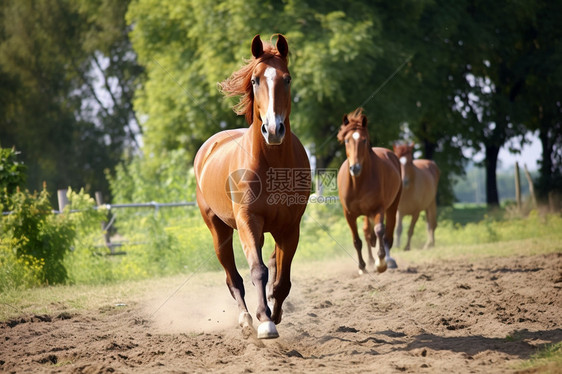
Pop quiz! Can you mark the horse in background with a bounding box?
[337,108,402,274]
[194,35,311,339]
[393,143,440,251]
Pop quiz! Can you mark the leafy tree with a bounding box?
[518,0,562,201]
[0,0,142,200]
[448,0,542,206]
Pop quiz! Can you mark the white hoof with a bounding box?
[257,321,279,339]
[358,268,367,275]
[239,312,253,328]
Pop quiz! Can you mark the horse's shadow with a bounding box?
[394,328,562,359]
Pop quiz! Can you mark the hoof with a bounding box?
[386,256,397,269]
[358,268,367,275]
[375,257,387,273]
[257,321,279,339]
[239,312,253,328]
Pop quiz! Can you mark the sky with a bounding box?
[466,133,542,171]
[497,135,541,171]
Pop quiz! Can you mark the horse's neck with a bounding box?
[403,163,417,184]
[248,121,294,167]
[348,149,375,190]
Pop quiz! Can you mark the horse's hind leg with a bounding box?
[268,226,299,325]
[198,200,251,333]
[424,200,437,249]
[405,211,419,251]
[345,211,366,274]
[362,216,376,268]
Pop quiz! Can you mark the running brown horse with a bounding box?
[194,35,310,339]
[337,108,402,274]
[393,143,440,251]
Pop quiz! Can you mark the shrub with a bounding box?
[0,146,27,207]
[1,188,73,287]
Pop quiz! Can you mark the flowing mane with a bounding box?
[219,37,288,124]
[337,107,367,143]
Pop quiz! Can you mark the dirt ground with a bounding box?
[1,252,561,373]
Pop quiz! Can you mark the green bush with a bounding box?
[0,146,27,207]
[63,188,113,284]
[1,188,73,287]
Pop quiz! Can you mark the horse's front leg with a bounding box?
[395,210,403,248]
[373,212,388,273]
[269,226,300,325]
[405,211,420,251]
[363,216,376,268]
[345,211,366,274]
[236,215,278,339]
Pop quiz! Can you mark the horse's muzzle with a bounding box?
[349,163,362,176]
[261,122,285,145]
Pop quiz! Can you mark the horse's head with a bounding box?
[393,142,415,187]
[250,34,291,146]
[337,108,370,177]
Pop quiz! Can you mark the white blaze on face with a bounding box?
[263,67,284,133]
[400,156,408,165]
[352,131,360,140]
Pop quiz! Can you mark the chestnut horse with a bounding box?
[393,143,440,251]
[194,35,310,339]
[337,108,402,274]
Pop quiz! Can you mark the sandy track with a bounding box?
[1,252,561,373]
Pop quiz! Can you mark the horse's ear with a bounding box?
[342,114,349,126]
[276,34,289,58]
[251,35,264,58]
[361,115,368,127]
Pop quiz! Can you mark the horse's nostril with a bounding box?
[261,123,267,135]
[278,123,285,136]
[349,163,362,176]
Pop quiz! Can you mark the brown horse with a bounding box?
[337,108,402,274]
[194,35,310,339]
[393,143,440,251]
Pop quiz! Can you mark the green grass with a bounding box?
[516,342,562,373]
[1,202,561,318]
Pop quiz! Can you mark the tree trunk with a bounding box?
[538,125,553,197]
[420,120,437,160]
[485,144,500,206]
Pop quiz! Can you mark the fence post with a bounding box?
[95,191,113,253]
[57,189,68,212]
[514,162,521,212]
[523,164,537,209]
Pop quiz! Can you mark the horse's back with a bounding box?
[372,147,401,180]
[194,129,246,179]
[413,159,440,190]
[194,128,247,227]
[399,159,439,214]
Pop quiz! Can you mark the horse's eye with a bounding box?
[285,75,292,84]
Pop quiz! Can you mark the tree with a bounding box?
[0,0,142,200]
[518,0,562,201]
[449,0,541,206]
